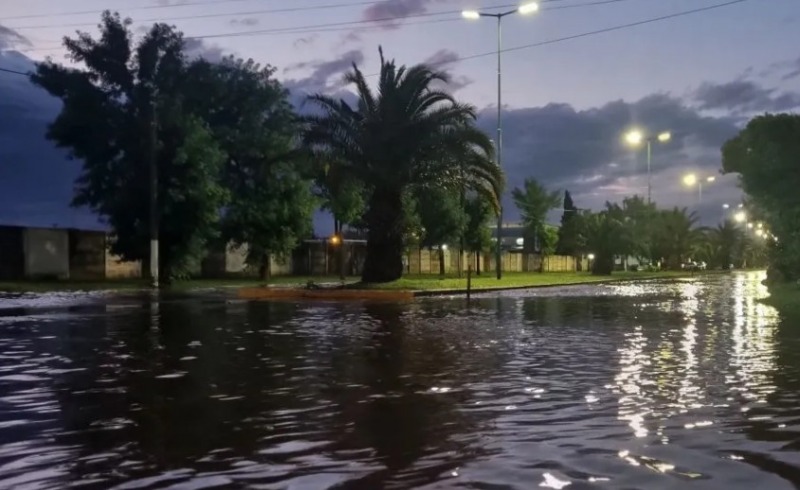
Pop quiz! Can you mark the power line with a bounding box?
[1,0,288,21]
[0,67,30,76]
[19,0,626,53]
[368,0,749,75]
[2,0,748,79]
[9,0,382,30]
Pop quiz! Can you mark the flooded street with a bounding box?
[2,271,800,489]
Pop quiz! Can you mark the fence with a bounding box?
[0,224,585,281]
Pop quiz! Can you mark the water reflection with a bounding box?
[2,272,800,488]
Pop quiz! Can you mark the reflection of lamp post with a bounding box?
[682,173,715,206]
[463,2,539,280]
[624,129,671,203]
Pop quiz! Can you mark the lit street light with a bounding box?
[682,173,715,206]
[734,210,747,223]
[624,129,671,203]
[463,2,539,280]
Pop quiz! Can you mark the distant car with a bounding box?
[682,261,707,271]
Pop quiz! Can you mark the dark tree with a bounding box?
[32,12,227,279]
[304,48,503,283]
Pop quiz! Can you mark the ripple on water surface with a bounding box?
[1,272,800,489]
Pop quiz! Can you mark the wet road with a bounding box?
[1,271,800,489]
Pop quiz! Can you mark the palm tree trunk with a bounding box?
[438,247,445,277]
[362,188,404,283]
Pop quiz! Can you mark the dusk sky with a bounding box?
[2,0,799,231]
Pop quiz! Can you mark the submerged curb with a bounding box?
[239,274,702,301]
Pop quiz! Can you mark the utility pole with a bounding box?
[148,95,159,289]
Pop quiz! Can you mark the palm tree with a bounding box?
[512,178,561,268]
[707,220,742,269]
[304,48,503,283]
[653,207,701,269]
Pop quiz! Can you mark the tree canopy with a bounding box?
[722,113,800,282]
[32,12,315,280]
[304,48,503,283]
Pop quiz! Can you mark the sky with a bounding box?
[1,0,800,232]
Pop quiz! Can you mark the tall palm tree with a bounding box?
[304,48,503,283]
[654,207,701,269]
[707,220,742,269]
[512,178,561,264]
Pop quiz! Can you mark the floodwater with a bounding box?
[1,272,799,489]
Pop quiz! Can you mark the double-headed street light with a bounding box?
[683,173,715,206]
[623,129,671,204]
[463,2,539,280]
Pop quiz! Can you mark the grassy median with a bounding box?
[359,270,692,292]
[1,271,698,294]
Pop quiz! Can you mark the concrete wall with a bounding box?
[0,226,24,280]
[23,228,70,279]
[69,230,106,279]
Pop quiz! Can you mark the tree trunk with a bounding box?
[361,189,404,283]
[438,247,445,277]
[591,253,614,275]
[476,252,481,275]
[260,252,271,281]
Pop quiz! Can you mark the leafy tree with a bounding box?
[183,57,316,278]
[583,209,625,275]
[31,12,227,279]
[541,225,559,257]
[722,113,800,282]
[556,190,581,256]
[512,178,561,261]
[464,195,493,275]
[415,187,466,276]
[620,195,658,263]
[304,48,503,283]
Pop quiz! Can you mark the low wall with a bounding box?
[69,230,106,279]
[24,228,70,279]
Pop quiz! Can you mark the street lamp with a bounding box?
[463,2,539,280]
[682,173,715,206]
[734,210,747,223]
[623,129,671,203]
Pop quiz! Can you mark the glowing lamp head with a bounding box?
[734,211,746,223]
[462,10,480,19]
[330,234,341,245]
[518,2,540,14]
[722,204,730,209]
[624,129,644,146]
[587,253,596,261]
[657,132,672,142]
[683,174,698,187]
[706,176,716,183]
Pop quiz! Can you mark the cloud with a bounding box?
[283,49,364,91]
[423,49,473,92]
[481,93,745,221]
[0,24,31,50]
[182,38,226,63]
[282,50,363,111]
[694,80,800,113]
[337,31,362,47]
[230,17,259,27]
[361,0,443,29]
[293,34,318,48]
